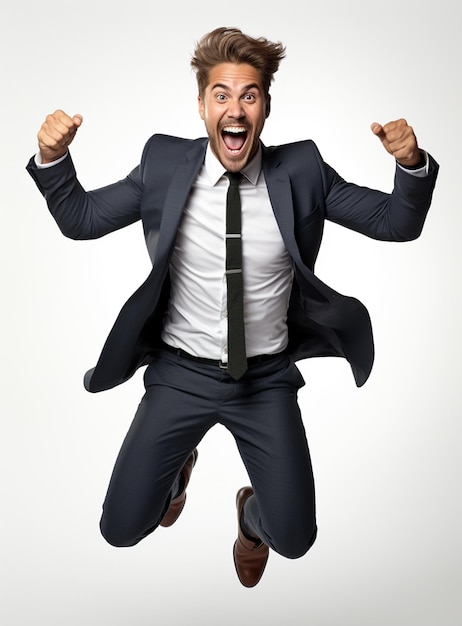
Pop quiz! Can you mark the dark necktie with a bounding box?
[225,171,247,380]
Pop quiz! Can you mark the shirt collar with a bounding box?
[204,142,262,186]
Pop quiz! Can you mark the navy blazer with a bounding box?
[27,135,439,392]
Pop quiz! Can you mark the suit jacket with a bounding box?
[27,135,439,392]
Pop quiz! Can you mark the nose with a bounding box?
[227,98,245,119]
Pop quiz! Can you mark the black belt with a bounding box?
[161,342,286,370]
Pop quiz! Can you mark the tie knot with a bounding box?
[225,171,243,186]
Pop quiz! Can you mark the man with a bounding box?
[27,27,438,587]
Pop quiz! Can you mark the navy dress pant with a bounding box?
[100,347,317,559]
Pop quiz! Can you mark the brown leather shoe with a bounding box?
[233,487,269,587]
[160,449,198,527]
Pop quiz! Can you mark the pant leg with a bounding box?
[99,353,216,547]
[220,354,317,559]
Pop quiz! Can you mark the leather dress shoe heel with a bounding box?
[233,487,269,587]
[160,449,198,527]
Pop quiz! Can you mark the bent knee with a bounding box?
[99,517,141,548]
[271,523,317,559]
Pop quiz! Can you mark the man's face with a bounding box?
[198,62,270,172]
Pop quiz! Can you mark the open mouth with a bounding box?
[222,126,248,153]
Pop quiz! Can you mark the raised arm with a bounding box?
[27,110,143,240]
[320,119,438,241]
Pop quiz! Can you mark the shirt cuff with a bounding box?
[34,152,69,168]
[396,150,429,178]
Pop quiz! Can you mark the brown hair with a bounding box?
[191,27,286,97]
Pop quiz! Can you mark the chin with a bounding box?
[222,149,251,171]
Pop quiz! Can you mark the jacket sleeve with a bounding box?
[316,146,439,242]
[26,151,144,240]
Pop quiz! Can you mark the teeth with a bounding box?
[223,126,246,133]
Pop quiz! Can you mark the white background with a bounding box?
[1,0,460,624]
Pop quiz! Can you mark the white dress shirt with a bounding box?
[161,144,293,362]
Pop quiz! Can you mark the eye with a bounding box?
[243,93,256,102]
[216,93,227,102]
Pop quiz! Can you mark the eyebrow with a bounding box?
[211,82,262,93]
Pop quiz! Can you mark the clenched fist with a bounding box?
[37,109,83,164]
[371,118,421,167]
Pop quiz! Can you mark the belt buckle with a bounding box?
[218,360,228,370]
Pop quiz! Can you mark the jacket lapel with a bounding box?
[262,156,300,261]
[153,140,207,264]
[262,146,340,302]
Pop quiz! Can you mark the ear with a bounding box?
[198,95,205,120]
[265,94,271,118]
